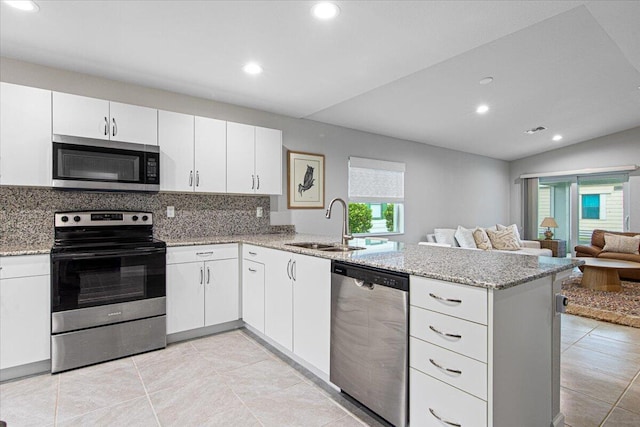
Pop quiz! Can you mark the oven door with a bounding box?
[52,135,160,192]
[51,246,166,313]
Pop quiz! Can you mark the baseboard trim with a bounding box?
[166,319,244,344]
[1,359,51,383]
[552,411,565,427]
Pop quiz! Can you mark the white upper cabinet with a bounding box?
[255,126,283,195]
[194,116,226,193]
[159,110,195,192]
[109,101,158,145]
[227,122,282,195]
[53,92,158,145]
[0,83,52,187]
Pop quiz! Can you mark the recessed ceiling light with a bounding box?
[476,104,489,114]
[243,62,263,75]
[552,135,563,141]
[3,0,39,12]
[479,77,494,85]
[312,2,340,20]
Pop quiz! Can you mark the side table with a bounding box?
[537,239,567,257]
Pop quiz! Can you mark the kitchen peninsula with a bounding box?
[1,234,580,427]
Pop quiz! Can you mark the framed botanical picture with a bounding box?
[287,150,325,209]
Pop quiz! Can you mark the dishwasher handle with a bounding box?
[354,279,374,290]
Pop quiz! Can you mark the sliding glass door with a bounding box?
[533,173,629,255]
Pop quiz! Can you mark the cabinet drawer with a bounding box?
[242,244,268,263]
[167,244,238,264]
[0,254,50,279]
[410,368,487,427]
[411,276,487,324]
[410,306,487,363]
[410,336,487,400]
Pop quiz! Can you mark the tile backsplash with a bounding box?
[1,187,288,248]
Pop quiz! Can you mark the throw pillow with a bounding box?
[434,228,459,247]
[455,226,477,249]
[472,227,493,250]
[487,228,521,251]
[603,233,640,255]
[497,223,523,247]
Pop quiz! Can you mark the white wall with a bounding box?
[509,126,640,233]
[1,57,510,243]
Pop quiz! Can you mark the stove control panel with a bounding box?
[55,211,153,227]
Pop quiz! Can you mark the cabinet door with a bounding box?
[0,83,52,187]
[109,101,158,145]
[255,126,282,195]
[292,255,330,374]
[166,262,205,334]
[159,110,195,192]
[226,122,256,194]
[204,258,239,326]
[53,92,110,140]
[242,260,265,333]
[195,116,226,193]
[263,248,293,351]
[0,275,50,369]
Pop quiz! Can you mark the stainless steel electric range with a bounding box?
[50,211,166,373]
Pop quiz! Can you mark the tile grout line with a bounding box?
[228,388,265,427]
[599,367,640,426]
[53,374,61,426]
[131,356,162,427]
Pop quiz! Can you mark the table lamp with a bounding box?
[540,217,558,240]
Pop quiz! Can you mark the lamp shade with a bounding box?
[540,217,558,228]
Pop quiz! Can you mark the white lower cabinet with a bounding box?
[243,245,330,375]
[166,244,239,335]
[0,255,51,370]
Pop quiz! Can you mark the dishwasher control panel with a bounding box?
[331,261,409,292]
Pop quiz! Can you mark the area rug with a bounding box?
[562,273,640,328]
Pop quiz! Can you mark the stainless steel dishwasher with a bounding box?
[330,261,409,427]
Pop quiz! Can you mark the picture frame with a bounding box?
[287,150,325,209]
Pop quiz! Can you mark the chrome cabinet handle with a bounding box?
[429,408,461,427]
[248,268,257,273]
[287,259,292,279]
[196,251,214,256]
[429,325,462,340]
[248,251,257,256]
[104,117,109,135]
[429,358,462,375]
[207,267,210,284]
[112,117,117,136]
[189,171,193,186]
[256,175,260,190]
[429,293,462,304]
[292,260,296,281]
[196,171,200,187]
[251,175,255,190]
[200,267,203,284]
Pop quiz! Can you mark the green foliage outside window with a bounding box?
[384,203,395,231]
[348,203,373,233]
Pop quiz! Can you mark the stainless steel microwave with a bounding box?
[52,135,160,192]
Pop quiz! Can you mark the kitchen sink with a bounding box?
[320,246,365,252]
[285,242,335,250]
[285,242,365,252]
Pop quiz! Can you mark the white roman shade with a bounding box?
[348,157,405,203]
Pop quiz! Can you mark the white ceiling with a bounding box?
[1,1,639,161]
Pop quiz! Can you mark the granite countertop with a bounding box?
[2,232,582,290]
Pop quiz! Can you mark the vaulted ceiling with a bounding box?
[1,1,639,160]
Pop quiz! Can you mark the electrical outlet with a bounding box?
[256,207,263,218]
[167,206,175,218]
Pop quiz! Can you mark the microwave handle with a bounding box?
[51,247,165,261]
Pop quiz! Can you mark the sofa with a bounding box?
[575,229,640,281]
[420,225,553,257]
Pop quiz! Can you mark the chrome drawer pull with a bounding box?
[429,358,462,375]
[429,293,462,304]
[248,251,257,256]
[429,325,462,340]
[196,251,214,256]
[429,408,461,427]
[248,268,257,273]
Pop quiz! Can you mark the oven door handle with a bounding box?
[51,247,166,260]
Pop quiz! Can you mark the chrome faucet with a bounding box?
[325,197,353,246]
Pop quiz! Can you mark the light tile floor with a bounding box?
[561,314,640,427]
[1,314,639,426]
